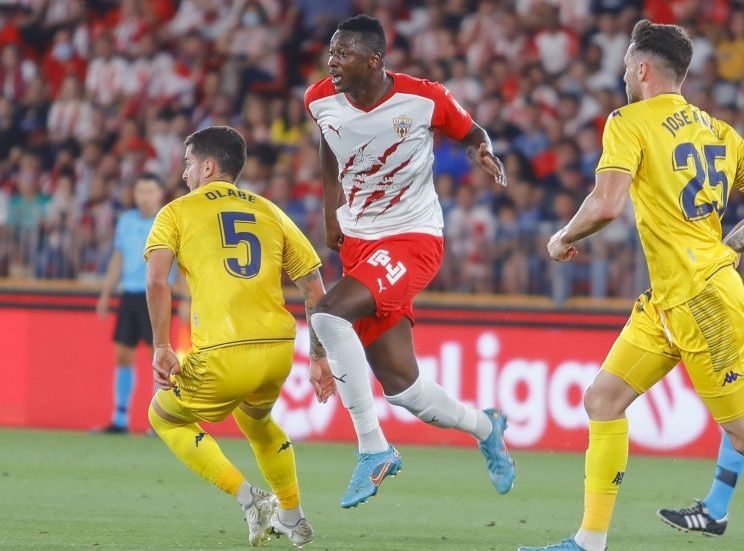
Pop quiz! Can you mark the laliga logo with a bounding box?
[483,331,708,450]
[273,324,337,440]
[626,368,707,448]
[420,331,708,451]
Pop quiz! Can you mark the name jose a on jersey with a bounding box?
[305,71,473,241]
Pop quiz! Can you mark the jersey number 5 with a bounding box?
[674,142,728,221]
[218,211,261,279]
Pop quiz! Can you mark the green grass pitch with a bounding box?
[1,429,741,550]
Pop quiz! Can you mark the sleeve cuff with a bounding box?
[289,262,322,282]
[595,165,633,175]
[143,244,176,261]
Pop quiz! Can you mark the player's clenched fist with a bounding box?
[325,217,344,251]
[547,229,578,262]
[152,344,180,390]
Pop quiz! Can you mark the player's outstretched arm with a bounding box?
[460,122,506,187]
[146,248,180,390]
[319,134,344,251]
[547,170,631,262]
[294,268,335,403]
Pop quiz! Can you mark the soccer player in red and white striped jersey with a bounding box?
[305,14,516,509]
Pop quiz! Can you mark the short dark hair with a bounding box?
[184,126,247,181]
[630,19,693,83]
[136,172,164,188]
[337,14,386,55]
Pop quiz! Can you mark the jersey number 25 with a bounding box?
[674,142,728,221]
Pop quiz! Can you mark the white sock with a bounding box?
[236,482,255,509]
[385,376,492,441]
[278,506,303,526]
[574,529,607,551]
[310,313,388,453]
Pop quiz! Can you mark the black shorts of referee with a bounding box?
[113,292,153,347]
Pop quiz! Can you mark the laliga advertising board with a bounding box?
[0,305,722,457]
[274,322,720,457]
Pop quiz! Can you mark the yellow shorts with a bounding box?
[603,265,744,424]
[155,341,294,423]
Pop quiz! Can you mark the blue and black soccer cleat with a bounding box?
[340,444,402,508]
[478,408,516,494]
[518,536,604,550]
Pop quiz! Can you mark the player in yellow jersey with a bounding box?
[145,126,331,547]
[519,20,744,551]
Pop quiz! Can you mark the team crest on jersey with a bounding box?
[393,114,413,138]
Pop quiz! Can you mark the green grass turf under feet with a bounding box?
[0,429,740,550]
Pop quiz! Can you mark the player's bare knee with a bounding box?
[115,345,135,366]
[313,296,352,321]
[379,372,415,396]
[312,296,335,316]
[584,385,625,420]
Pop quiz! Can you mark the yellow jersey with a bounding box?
[144,180,321,351]
[596,93,744,309]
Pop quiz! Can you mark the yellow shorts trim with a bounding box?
[155,341,294,423]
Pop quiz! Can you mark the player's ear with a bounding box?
[637,61,648,82]
[202,158,214,178]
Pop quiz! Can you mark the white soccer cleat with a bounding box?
[242,486,278,546]
[270,514,315,548]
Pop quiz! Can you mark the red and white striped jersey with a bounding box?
[305,71,472,240]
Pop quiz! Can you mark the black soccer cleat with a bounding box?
[657,499,727,537]
[93,423,129,435]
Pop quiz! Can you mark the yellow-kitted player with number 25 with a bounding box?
[519,19,744,551]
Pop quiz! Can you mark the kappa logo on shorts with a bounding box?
[722,370,743,386]
[367,249,407,285]
[195,432,205,447]
[611,471,625,485]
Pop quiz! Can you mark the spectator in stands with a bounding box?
[0,44,35,102]
[446,185,496,292]
[0,96,22,160]
[36,169,78,278]
[86,34,127,108]
[48,75,92,144]
[7,171,48,277]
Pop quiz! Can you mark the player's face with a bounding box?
[182,145,203,191]
[328,31,373,92]
[134,178,164,215]
[623,47,640,104]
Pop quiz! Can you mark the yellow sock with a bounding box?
[581,418,629,533]
[233,408,300,509]
[148,405,244,496]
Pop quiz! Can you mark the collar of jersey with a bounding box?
[198,180,235,192]
[648,92,686,103]
[344,70,397,113]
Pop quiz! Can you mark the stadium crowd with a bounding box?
[1,0,743,302]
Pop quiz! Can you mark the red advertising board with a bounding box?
[0,304,721,458]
